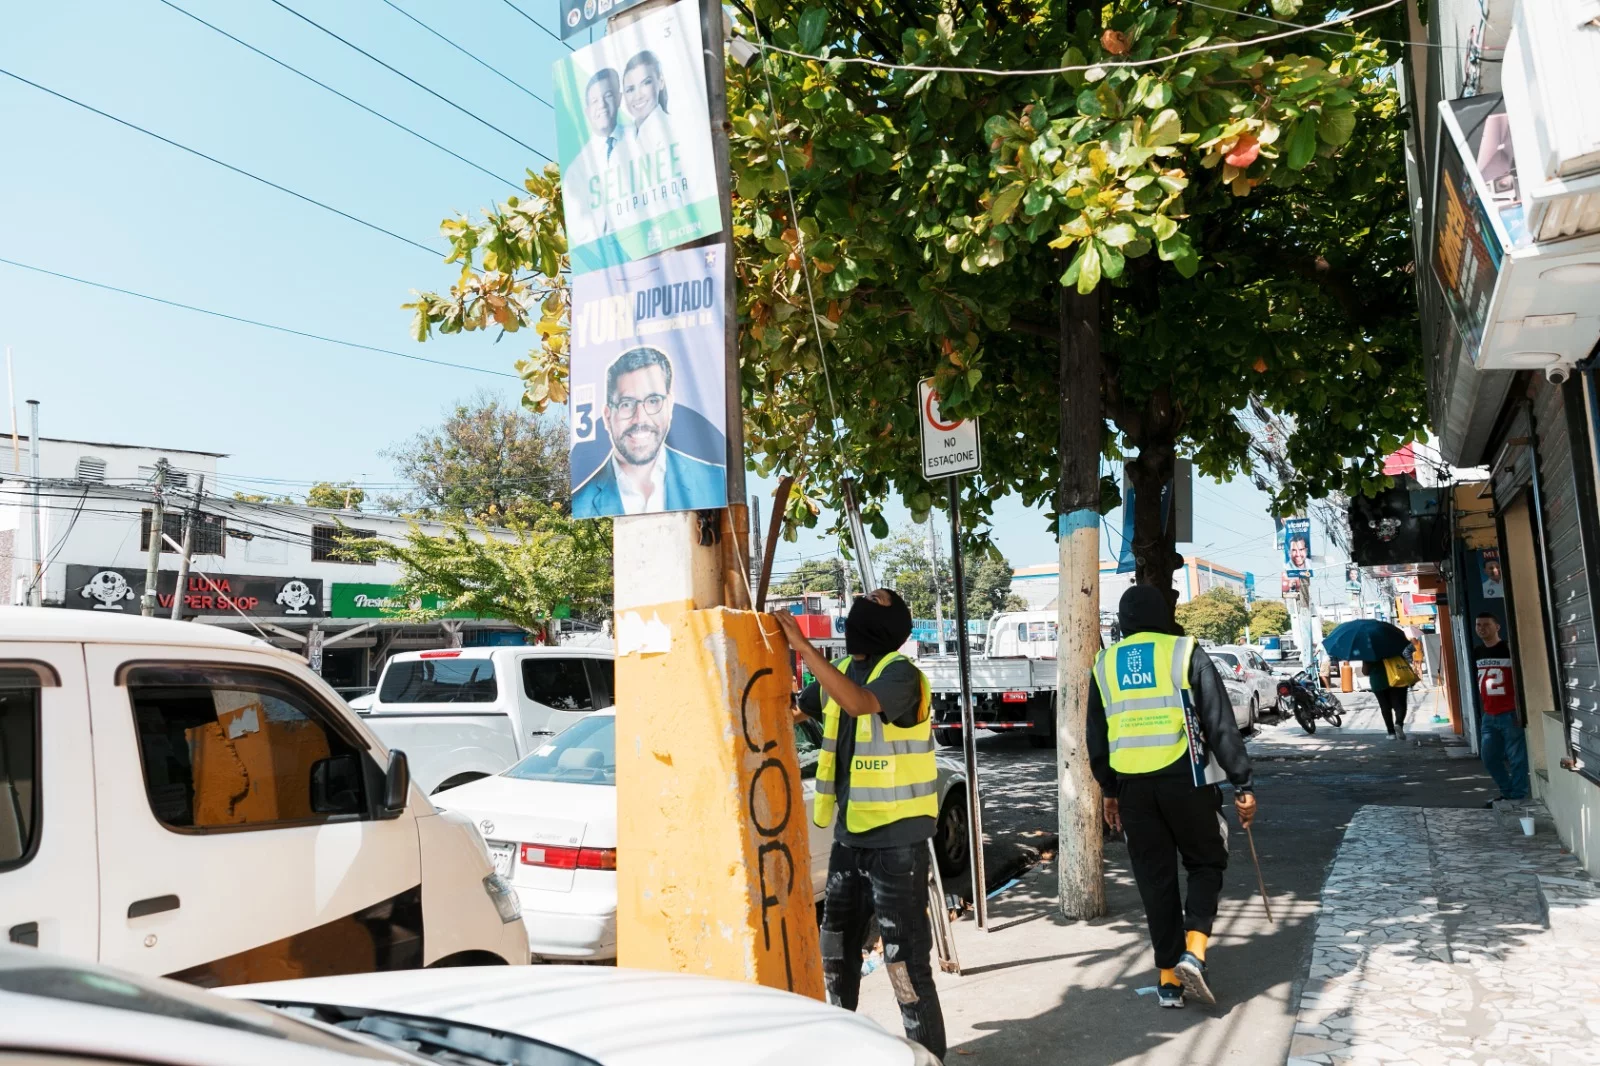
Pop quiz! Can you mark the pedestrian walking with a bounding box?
[1472,612,1531,804]
[1087,586,1256,1010]
[771,589,945,1059]
[1363,652,1413,740]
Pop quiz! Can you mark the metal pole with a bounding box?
[140,459,167,617]
[839,476,877,592]
[947,475,988,928]
[169,474,204,621]
[26,400,41,606]
[927,517,948,657]
[749,493,762,590]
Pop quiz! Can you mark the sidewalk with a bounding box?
[850,690,1592,1064]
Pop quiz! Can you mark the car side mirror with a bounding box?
[310,754,363,815]
[381,749,410,817]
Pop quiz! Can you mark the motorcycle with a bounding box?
[1276,665,1343,734]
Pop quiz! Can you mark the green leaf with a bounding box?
[1286,118,1318,170]
[990,184,1026,224]
[797,6,828,53]
[1270,0,1303,15]
[1099,222,1137,248]
[1148,108,1182,146]
[1075,88,1103,117]
[1077,240,1102,294]
[1143,81,1173,110]
[1318,106,1356,147]
[1097,239,1125,279]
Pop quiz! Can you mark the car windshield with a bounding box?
[504,714,617,785]
[379,659,498,704]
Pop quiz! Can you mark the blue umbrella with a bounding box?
[1323,619,1412,662]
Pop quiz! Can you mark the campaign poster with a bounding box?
[568,245,728,518]
[1479,547,1504,599]
[559,0,652,39]
[1283,516,1313,577]
[553,1,721,275]
[1346,564,1362,591]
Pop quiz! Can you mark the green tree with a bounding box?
[874,524,1023,619]
[1248,599,1291,637]
[769,558,846,598]
[1321,618,1339,639]
[231,491,294,505]
[382,392,568,520]
[335,507,611,633]
[306,482,365,511]
[1175,587,1248,644]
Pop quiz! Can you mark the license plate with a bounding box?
[487,841,515,879]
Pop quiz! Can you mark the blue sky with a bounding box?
[0,0,1348,605]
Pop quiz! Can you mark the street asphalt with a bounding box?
[857,684,1504,1064]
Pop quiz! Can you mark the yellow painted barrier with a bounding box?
[615,605,824,999]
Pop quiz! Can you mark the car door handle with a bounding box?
[8,922,38,947]
[128,894,180,919]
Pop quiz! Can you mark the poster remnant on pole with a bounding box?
[553,1,722,274]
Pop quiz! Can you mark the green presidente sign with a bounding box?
[329,583,479,619]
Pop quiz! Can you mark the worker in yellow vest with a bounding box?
[1088,586,1257,1010]
[772,588,944,1059]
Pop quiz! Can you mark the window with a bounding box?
[0,669,41,868]
[504,715,615,785]
[522,658,594,711]
[140,510,226,557]
[1210,652,1240,670]
[378,658,498,703]
[312,525,375,564]
[126,665,368,831]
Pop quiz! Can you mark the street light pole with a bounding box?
[140,459,168,617]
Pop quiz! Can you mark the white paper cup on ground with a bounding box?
[1519,816,1535,836]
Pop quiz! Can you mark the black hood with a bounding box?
[1118,585,1183,638]
[845,591,913,657]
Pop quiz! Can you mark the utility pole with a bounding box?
[927,517,948,656]
[26,400,42,607]
[169,474,204,621]
[1056,278,1106,920]
[141,458,169,617]
[749,494,762,591]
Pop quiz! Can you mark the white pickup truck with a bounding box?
[921,610,1062,748]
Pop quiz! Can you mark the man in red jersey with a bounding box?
[1473,613,1529,804]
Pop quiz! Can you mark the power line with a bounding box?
[496,0,575,51]
[263,0,554,163]
[0,66,442,258]
[0,256,519,379]
[376,0,556,110]
[153,0,523,192]
[1174,0,1465,51]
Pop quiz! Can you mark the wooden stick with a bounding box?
[1245,825,1274,925]
[754,474,793,611]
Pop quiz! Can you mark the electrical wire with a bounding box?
[1174,0,1465,51]
[496,0,575,51]
[0,256,519,379]
[151,0,523,192]
[263,0,554,163]
[0,66,443,258]
[24,487,89,600]
[753,0,1405,76]
[375,0,556,110]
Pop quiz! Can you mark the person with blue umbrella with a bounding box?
[1324,620,1417,740]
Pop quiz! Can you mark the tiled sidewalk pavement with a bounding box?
[1290,806,1600,1065]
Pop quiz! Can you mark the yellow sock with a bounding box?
[1186,930,1209,961]
[1159,967,1179,987]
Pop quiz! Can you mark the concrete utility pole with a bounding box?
[169,474,204,621]
[608,0,820,998]
[927,516,949,656]
[140,458,169,617]
[26,400,41,607]
[1056,278,1107,920]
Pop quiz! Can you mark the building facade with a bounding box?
[1011,556,1250,613]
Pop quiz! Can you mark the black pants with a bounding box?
[1119,776,1230,970]
[820,841,946,1058]
[1376,687,1408,735]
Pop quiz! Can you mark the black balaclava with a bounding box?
[1118,585,1183,638]
[845,590,914,657]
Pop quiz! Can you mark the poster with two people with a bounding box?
[555,0,728,518]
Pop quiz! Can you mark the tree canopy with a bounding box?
[306,481,365,511]
[770,557,847,597]
[874,523,1027,619]
[1176,586,1249,644]
[1248,598,1291,637]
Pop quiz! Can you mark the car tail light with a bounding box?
[419,650,461,659]
[521,843,616,871]
[1002,690,1028,703]
[1235,665,1245,677]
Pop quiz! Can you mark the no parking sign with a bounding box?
[918,379,981,480]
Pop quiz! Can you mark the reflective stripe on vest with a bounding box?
[1093,634,1194,774]
[813,652,938,832]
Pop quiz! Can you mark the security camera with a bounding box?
[1546,363,1572,385]
[727,36,760,68]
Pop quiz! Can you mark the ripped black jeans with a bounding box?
[820,841,946,1058]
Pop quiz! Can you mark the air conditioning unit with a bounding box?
[75,456,107,483]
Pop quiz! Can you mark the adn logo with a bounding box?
[1117,643,1158,689]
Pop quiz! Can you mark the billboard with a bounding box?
[64,566,323,617]
[569,245,729,517]
[553,1,721,274]
[1283,516,1312,578]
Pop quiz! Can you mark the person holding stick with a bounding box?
[1087,586,1257,1009]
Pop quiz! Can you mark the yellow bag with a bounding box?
[1383,655,1420,689]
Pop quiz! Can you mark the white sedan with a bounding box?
[433,708,971,961]
[0,944,935,1066]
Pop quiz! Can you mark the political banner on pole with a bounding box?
[1283,515,1312,578]
[553,0,721,275]
[558,0,652,39]
[568,245,729,518]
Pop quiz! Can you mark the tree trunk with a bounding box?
[1126,443,1183,598]
[1056,277,1106,921]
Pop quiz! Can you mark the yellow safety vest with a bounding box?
[813,652,938,833]
[1093,633,1195,775]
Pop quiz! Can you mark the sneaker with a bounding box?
[1157,983,1184,1009]
[1396,724,1407,741]
[1174,951,1215,1006]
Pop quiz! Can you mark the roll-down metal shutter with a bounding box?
[1532,377,1600,777]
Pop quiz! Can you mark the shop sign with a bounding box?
[64,566,324,617]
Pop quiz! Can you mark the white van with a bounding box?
[361,646,614,795]
[0,608,527,983]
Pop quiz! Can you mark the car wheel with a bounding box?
[935,791,970,878]
[934,727,962,748]
[1248,696,1259,731]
